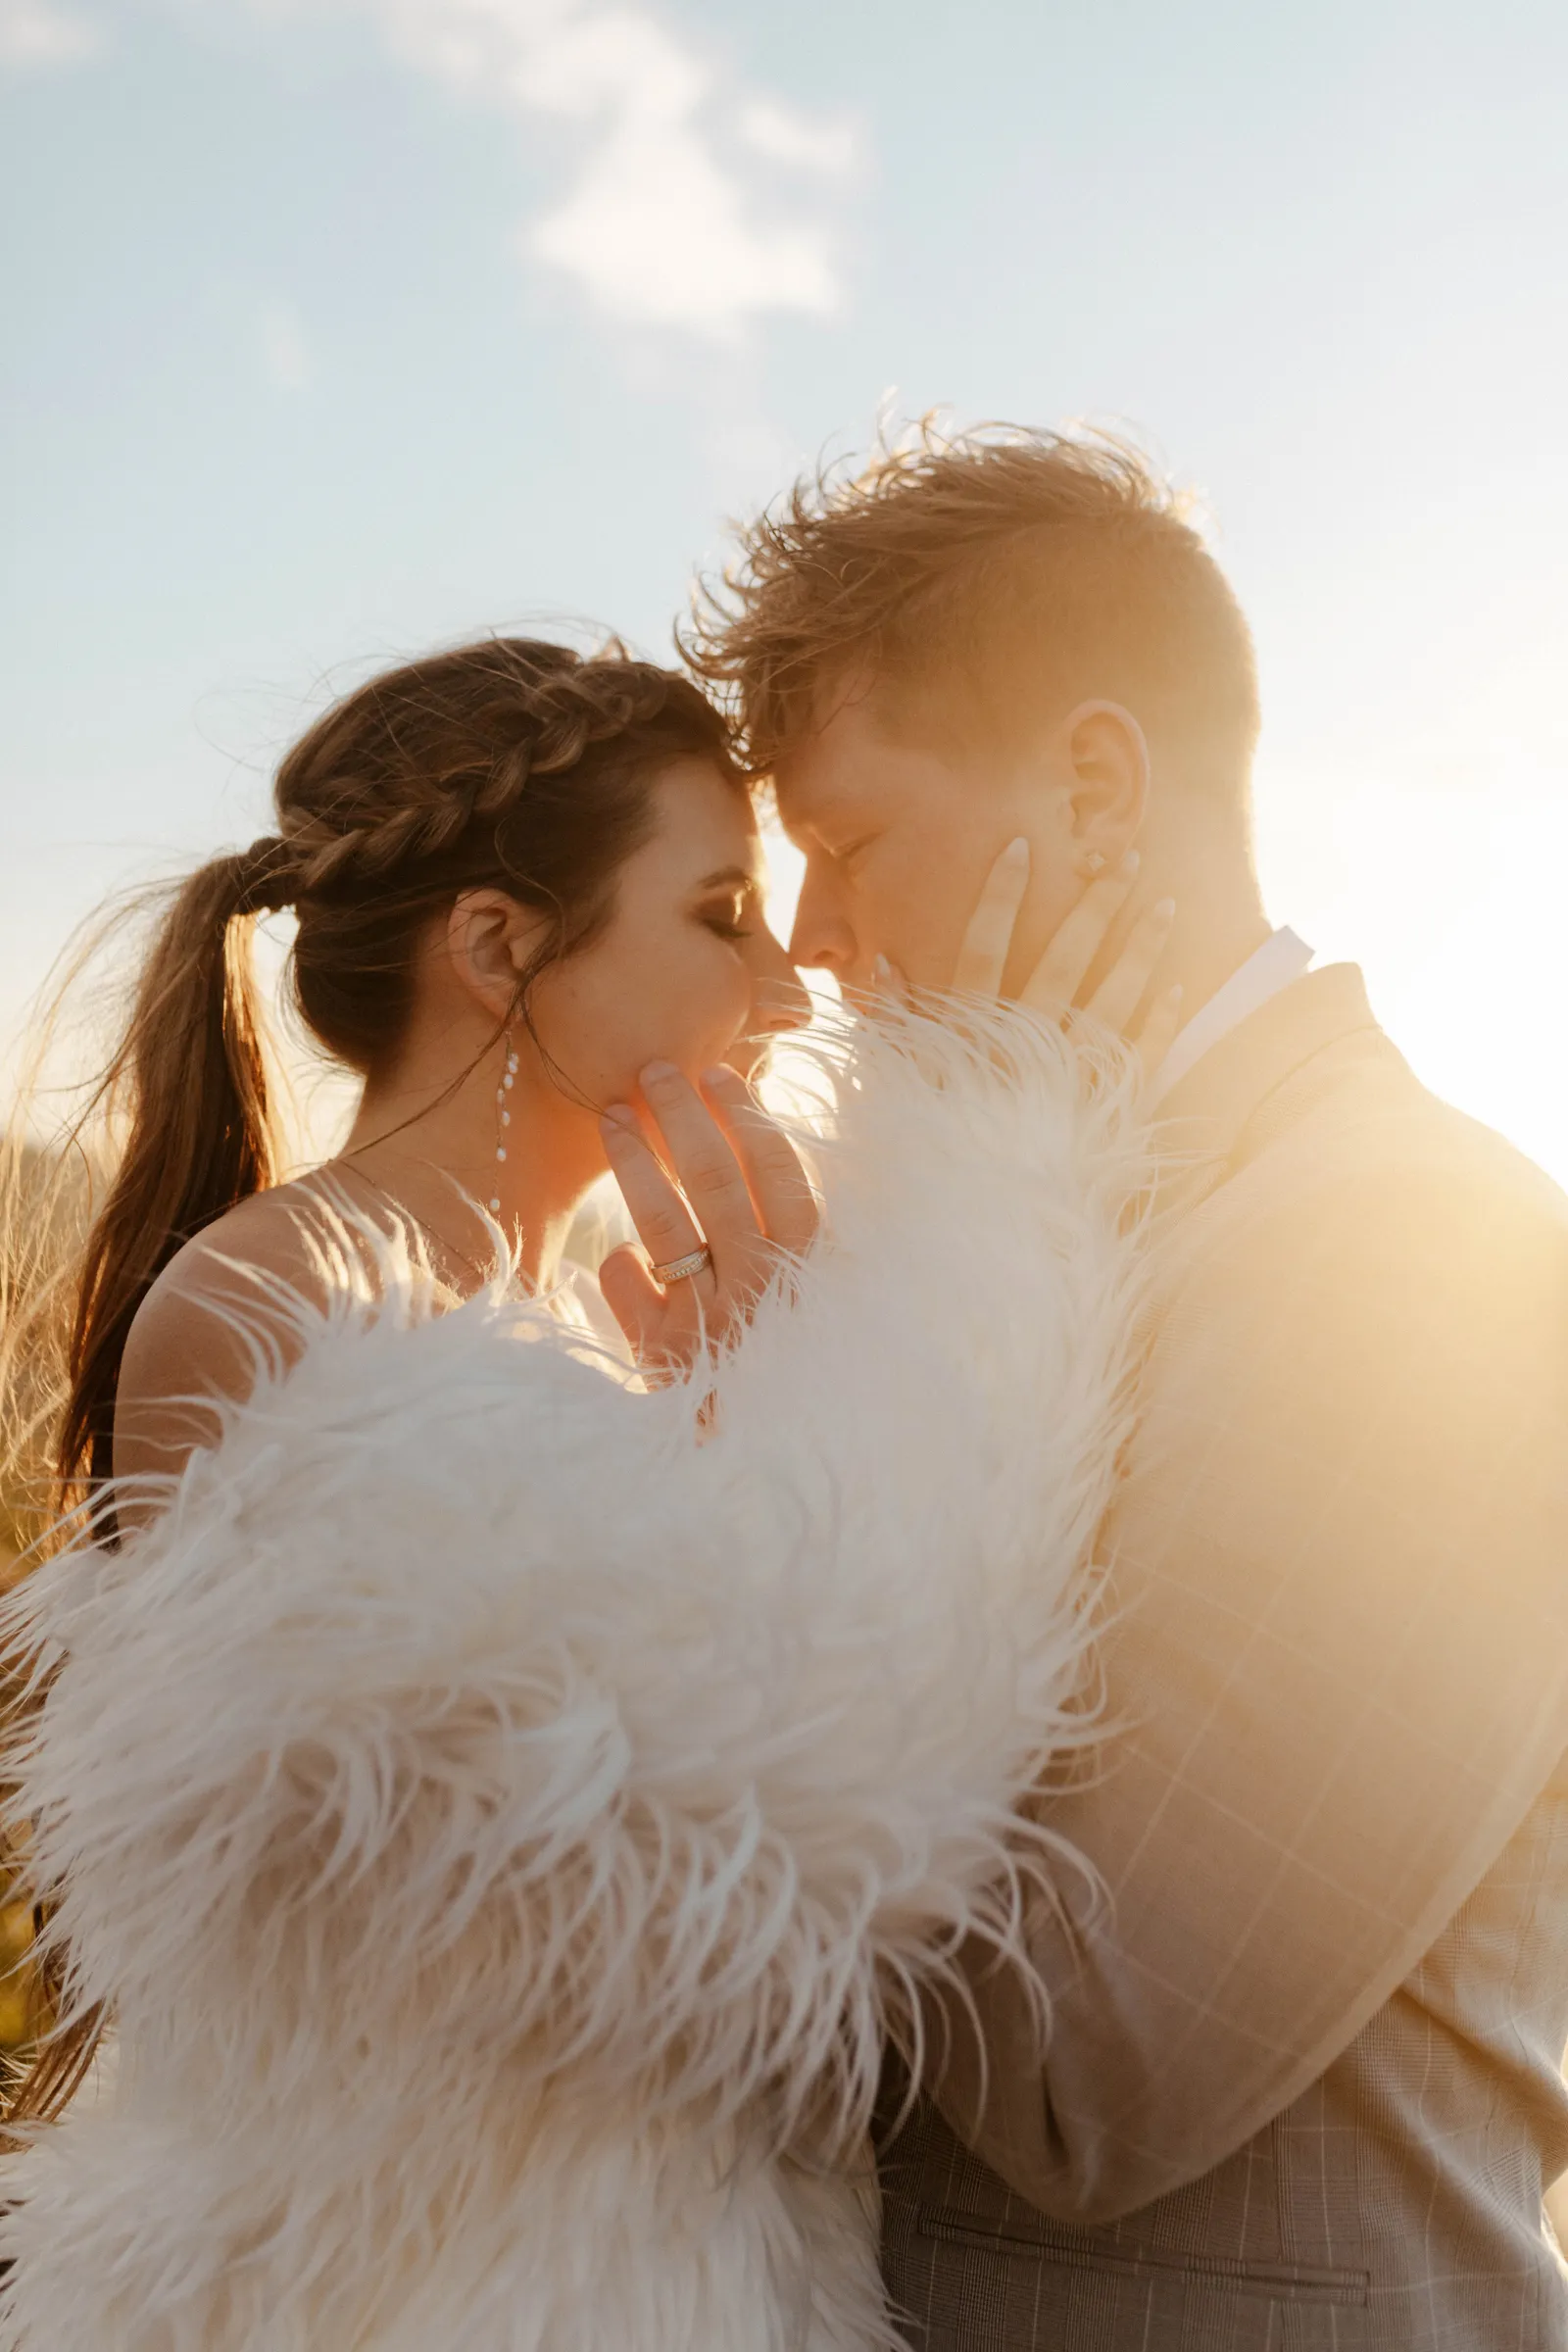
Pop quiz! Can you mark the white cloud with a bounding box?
[0,0,102,67]
[527,99,840,336]
[5,0,859,336]
[737,96,858,180]
[258,299,312,390]
[336,0,861,340]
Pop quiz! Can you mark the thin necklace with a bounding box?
[334,1160,493,1292]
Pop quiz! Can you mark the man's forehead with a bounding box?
[774,690,907,816]
[775,686,979,832]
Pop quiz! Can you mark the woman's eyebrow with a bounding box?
[694,864,760,892]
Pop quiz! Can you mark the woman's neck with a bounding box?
[336,1030,601,1294]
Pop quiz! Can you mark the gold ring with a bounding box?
[650,1246,712,1286]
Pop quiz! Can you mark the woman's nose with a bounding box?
[751,936,812,1036]
[754,977,811,1036]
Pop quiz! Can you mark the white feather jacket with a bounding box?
[0,1003,1147,2352]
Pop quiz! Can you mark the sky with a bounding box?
[3,0,1566,1178]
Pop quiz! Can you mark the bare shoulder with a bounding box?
[115,1179,374,1499]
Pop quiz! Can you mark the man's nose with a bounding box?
[787,869,857,977]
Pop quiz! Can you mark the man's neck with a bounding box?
[1163,906,1275,1021]
[1135,824,1272,1021]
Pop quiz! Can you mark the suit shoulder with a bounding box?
[1412,1086,1568,1217]
[1162,1078,1568,1375]
[1233,1057,1568,1251]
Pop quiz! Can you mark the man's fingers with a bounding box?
[636,1061,765,1278]
[951,837,1031,997]
[1018,851,1141,1018]
[1084,897,1176,1033]
[700,1065,819,1255]
[597,1243,666,1357]
[599,1102,709,1277]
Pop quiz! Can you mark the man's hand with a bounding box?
[598,1060,818,1379]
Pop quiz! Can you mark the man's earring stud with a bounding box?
[1081,849,1107,877]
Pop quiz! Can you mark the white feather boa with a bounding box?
[0,1001,1148,2352]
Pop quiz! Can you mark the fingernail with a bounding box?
[601,1103,638,1131]
[1120,849,1141,877]
[1152,897,1176,920]
[1004,836,1030,865]
[639,1060,679,1087]
[872,953,892,983]
[1166,982,1184,1003]
[701,1065,737,1091]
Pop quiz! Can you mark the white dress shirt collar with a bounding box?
[1147,927,1315,1108]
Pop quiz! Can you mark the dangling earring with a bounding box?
[490,1030,518,1215]
[1080,848,1107,878]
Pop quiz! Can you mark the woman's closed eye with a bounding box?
[699,893,755,942]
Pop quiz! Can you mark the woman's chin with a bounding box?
[718,1037,768,1084]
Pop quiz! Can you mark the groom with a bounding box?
[691,427,1568,2349]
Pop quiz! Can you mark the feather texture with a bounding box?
[0,1000,1149,2351]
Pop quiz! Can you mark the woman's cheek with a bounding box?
[528,966,656,1104]
[667,952,752,1074]
[536,938,752,1096]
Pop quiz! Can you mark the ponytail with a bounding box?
[0,846,282,2129]
[57,849,282,1496]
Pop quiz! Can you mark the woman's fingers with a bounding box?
[1017,851,1142,1020]
[598,1102,710,1281]
[699,1065,819,1255]
[951,837,1031,996]
[870,953,909,1004]
[1083,896,1176,1033]
[1135,982,1186,1080]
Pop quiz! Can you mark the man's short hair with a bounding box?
[687,421,1261,797]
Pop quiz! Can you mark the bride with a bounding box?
[0,635,1176,2351]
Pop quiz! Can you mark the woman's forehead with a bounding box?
[642,758,761,875]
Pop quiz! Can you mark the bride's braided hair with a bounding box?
[55,636,737,1494]
[256,645,683,901]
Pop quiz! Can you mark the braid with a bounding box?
[230,835,296,914]
[265,634,738,1076]
[281,797,478,897]
[277,647,698,902]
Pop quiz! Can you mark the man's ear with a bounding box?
[1054,700,1150,866]
[445,890,544,1020]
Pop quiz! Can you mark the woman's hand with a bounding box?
[881,841,1184,1079]
[598,1060,819,1378]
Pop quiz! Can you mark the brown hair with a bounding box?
[38,637,735,1503]
[686,418,1261,793]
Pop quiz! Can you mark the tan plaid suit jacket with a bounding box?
[878,964,1568,2349]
